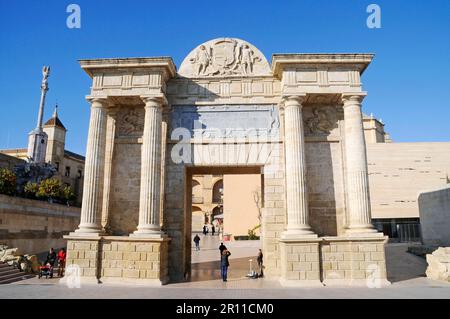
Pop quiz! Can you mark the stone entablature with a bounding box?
[80,57,176,99]
[66,38,388,286]
[272,54,372,94]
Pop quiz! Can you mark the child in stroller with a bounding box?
[38,262,53,279]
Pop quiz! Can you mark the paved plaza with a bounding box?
[1,240,449,299]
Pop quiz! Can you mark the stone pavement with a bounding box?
[1,243,450,299]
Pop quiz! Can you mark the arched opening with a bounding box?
[191,206,205,233]
[212,179,223,204]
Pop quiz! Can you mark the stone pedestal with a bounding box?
[279,238,323,286]
[64,235,171,285]
[321,236,390,287]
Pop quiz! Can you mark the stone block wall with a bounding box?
[280,240,321,283]
[0,194,80,255]
[305,142,346,237]
[279,237,389,286]
[65,237,170,285]
[321,237,388,286]
[109,142,142,235]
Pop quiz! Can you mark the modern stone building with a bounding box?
[65,38,392,286]
[0,107,85,204]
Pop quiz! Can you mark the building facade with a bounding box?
[0,108,85,204]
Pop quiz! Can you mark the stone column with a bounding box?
[73,98,108,235]
[281,95,316,239]
[342,93,378,235]
[131,96,165,237]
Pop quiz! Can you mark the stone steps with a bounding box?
[0,262,35,285]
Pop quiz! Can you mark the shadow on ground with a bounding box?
[191,256,258,282]
[385,244,428,283]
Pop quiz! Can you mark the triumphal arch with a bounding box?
[65,38,389,286]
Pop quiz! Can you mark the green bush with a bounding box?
[61,184,76,203]
[36,178,63,201]
[0,168,16,196]
[24,182,39,199]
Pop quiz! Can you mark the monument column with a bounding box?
[73,97,108,235]
[342,93,377,235]
[132,96,165,237]
[281,95,316,239]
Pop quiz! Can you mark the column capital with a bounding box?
[282,94,307,108]
[86,96,109,108]
[140,95,167,108]
[341,92,367,105]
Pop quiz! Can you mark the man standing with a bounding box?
[193,234,201,251]
[257,249,264,278]
[219,242,227,256]
[211,224,216,236]
[220,249,231,282]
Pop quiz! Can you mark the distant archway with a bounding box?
[191,206,205,233]
[212,179,223,203]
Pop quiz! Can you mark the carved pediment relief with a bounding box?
[178,38,272,78]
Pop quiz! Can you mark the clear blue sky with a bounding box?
[0,0,449,155]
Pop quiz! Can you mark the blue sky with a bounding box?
[0,0,449,155]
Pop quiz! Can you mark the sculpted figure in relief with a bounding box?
[118,109,144,136]
[191,45,211,76]
[306,108,334,134]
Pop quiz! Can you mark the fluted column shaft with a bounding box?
[342,94,377,235]
[101,109,117,233]
[74,98,108,235]
[282,96,316,238]
[132,97,164,237]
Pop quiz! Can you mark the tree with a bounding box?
[36,178,62,202]
[0,168,16,196]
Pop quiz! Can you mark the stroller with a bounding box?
[38,263,54,279]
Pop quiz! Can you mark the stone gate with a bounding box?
[65,38,389,286]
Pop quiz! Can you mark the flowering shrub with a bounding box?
[0,168,16,195]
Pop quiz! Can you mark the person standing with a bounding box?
[202,225,207,236]
[211,225,216,236]
[257,249,264,278]
[219,242,227,256]
[220,249,231,282]
[57,248,66,277]
[45,248,57,278]
[193,234,201,251]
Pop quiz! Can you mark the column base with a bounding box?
[281,226,318,240]
[345,226,383,238]
[71,224,104,237]
[321,236,389,287]
[279,238,322,284]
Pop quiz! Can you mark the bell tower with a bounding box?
[43,104,67,167]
